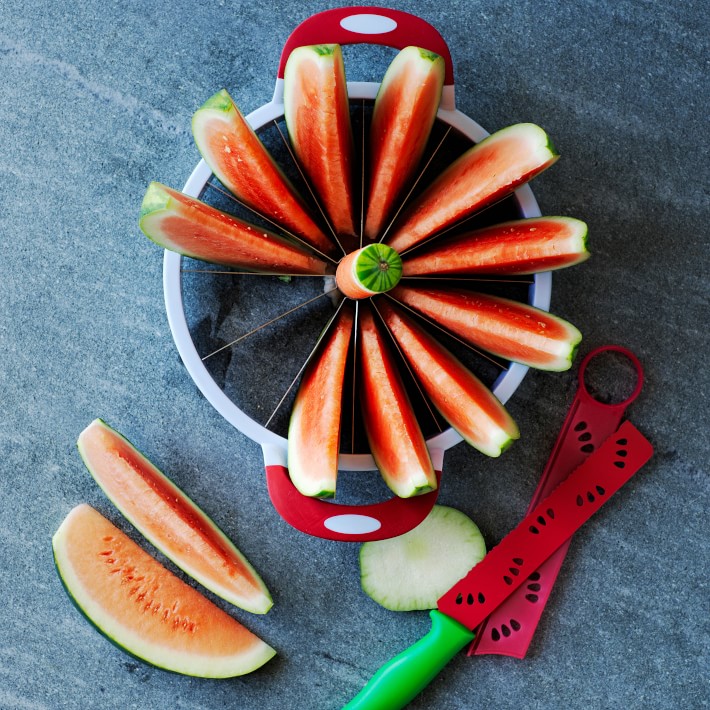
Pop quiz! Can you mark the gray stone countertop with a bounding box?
[1,1,707,709]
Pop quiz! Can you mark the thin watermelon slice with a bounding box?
[375,299,519,457]
[402,216,589,276]
[386,123,559,254]
[53,504,276,677]
[391,285,582,371]
[139,182,327,275]
[284,44,357,238]
[358,304,437,497]
[78,420,272,614]
[192,89,337,257]
[364,46,445,241]
[335,243,403,299]
[288,304,355,498]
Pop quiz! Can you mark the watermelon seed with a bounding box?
[513,557,524,565]
[455,593,463,605]
[616,449,628,457]
[528,572,541,581]
[467,593,474,605]
[525,594,539,603]
[509,567,520,576]
[576,495,584,506]
[547,508,555,519]
[510,619,521,631]
[578,432,592,442]
[529,525,539,534]
[478,593,486,604]
[491,628,500,641]
[536,515,546,526]
[616,438,628,445]
[527,583,541,592]
[596,485,606,495]
[581,443,594,453]
[501,624,511,637]
[614,461,626,468]
[503,575,513,585]
[574,421,587,431]
[587,491,595,503]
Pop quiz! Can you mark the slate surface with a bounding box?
[1,1,707,708]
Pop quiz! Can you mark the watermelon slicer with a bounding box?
[162,7,552,542]
[471,344,644,657]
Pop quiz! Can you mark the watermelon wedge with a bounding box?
[335,243,403,299]
[284,44,357,238]
[139,182,327,275]
[78,420,273,614]
[53,504,275,677]
[288,304,355,498]
[391,285,582,371]
[402,216,589,276]
[376,299,519,457]
[192,89,337,257]
[359,304,437,497]
[386,123,559,254]
[364,46,445,241]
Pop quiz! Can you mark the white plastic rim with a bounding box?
[163,81,552,471]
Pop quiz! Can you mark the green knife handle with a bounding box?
[343,610,475,710]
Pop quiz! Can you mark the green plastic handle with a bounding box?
[343,610,475,710]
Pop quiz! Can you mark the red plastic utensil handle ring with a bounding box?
[276,6,455,85]
[577,345,644,412]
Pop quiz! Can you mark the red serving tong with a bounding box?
[470,344,644,658]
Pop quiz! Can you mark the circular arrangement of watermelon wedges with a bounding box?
[143,8,589,542]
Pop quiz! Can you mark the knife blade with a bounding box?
[344,420,653,710]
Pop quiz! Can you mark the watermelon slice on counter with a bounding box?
[139,44,590,499]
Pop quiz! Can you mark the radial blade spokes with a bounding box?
[202,288,337,361]
[370,299,444,434]
[204,180,338,265]
[383,292,509,371]
[273,120,348,257]
[360,99,367,249]
[181,268,329,277]
[378,126,453,244]
[264,298,347,430]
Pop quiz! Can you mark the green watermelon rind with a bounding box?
[78,419,273,615]
[52,508,276,678]
[354,244,403,293]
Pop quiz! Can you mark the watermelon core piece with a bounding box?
[139,182,327,275]
[386,123,559,254]
[391,285,582,372]
[53,504,276,678]
[376,299,519,457]
[402,216,590,276]
[359,304,437,497]
[364,46,445,241]
[336,243,403,299]
[288,305,355,497]
[284,44,357,239]
[192,89,337,258]
[78,419,272,614]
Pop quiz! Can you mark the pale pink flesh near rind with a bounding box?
[402,216,589,276]
[287,305,355,498]
[391,286,582,372]
[364,47,445,241]
[78,419,272,614]
[386,124,559,254]
[376,299,519,457]
[139,182,328,275]
[283,44,357,238]
[358,305,437,498]
[191,90,337,257]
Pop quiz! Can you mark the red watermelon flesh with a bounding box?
[364,47,445,241]
[386,123,559,254]
[402,216,589,276]
[358,304,437,497]
[192,89,337,258]
[139,182,327,275]
[376,299,519,457]
[391,285,581,371]
[284,44,357,239]
[288,304,355,498]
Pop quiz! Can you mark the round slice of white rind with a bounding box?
[359,505,486,611]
